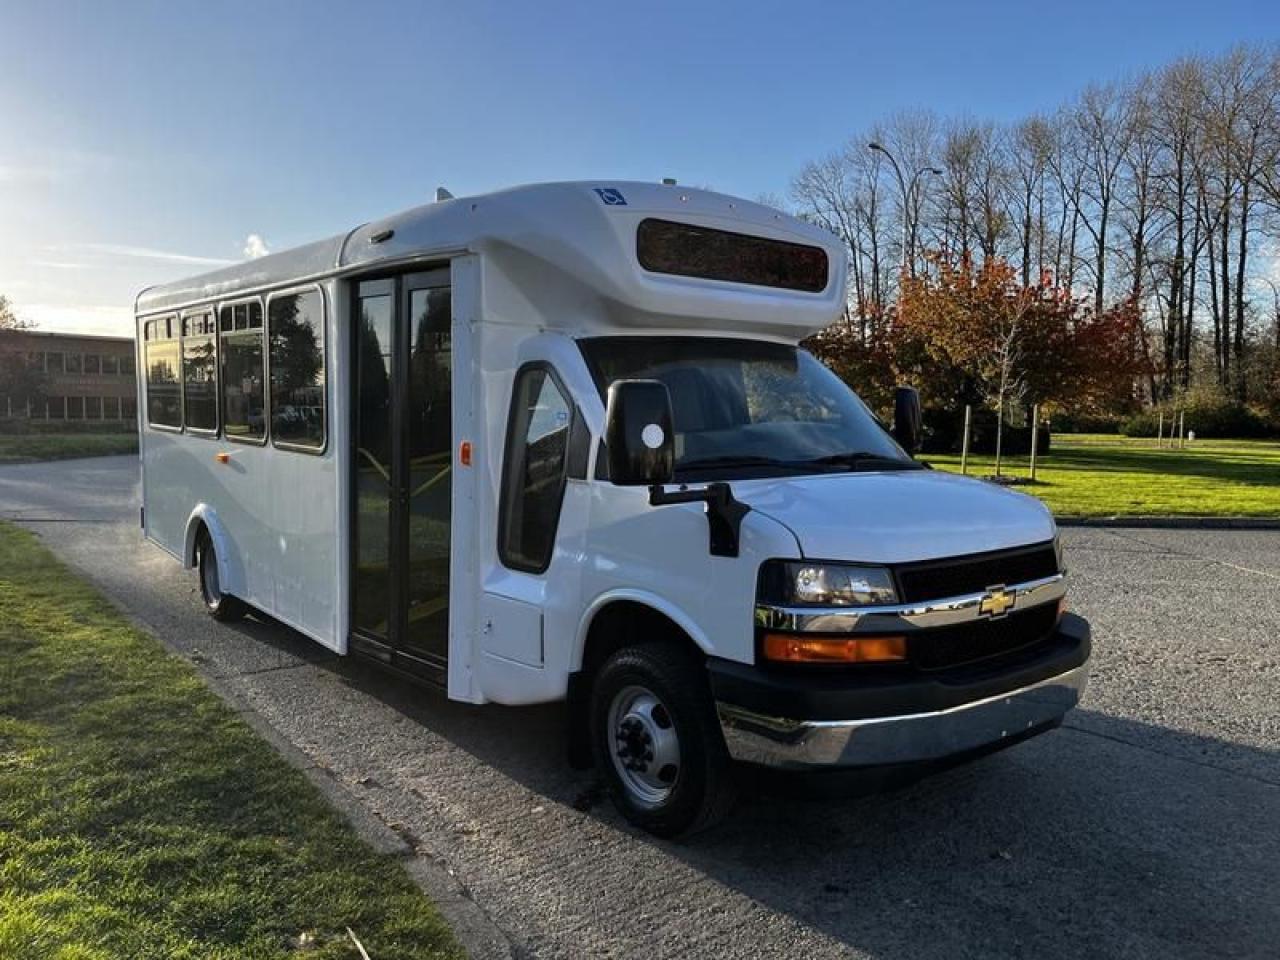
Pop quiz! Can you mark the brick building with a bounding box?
[0,330,137,424]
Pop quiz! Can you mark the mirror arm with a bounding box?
[648,482,750,558]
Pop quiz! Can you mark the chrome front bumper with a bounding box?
[717,664,1088,770]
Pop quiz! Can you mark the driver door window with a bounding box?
[499,366,573,573]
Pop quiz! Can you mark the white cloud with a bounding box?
[243,234,270,259]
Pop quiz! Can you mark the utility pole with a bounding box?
[868,142,941,277]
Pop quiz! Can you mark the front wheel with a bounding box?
[197,533,246,623]
[590,641,738,837]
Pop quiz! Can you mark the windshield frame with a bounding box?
[577,335,919,482]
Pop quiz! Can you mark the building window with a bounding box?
[219,301,265,441]
[45,352,64,374]
[26,352,44,371]
[103,354,119,375]
[498,365,574,573]
[84,354,101,375]
[86,396,102,419]
[144,316,181,427]
[67,396,84,420]
[47,396,66,419]
[121,354,135,376]
[65,353,82,374]
[182,310,218,433]
[122,396,137,421]
[269,289,326,450]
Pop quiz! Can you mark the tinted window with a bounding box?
[84,354,101,375]
[499,367,572,572]
[182,310,218,432]
[48,396,66,419]
[121,354,135,376]
[67,396,84,420]
[86,396,101,419]
[65,353,82,374]
[45,352,63,373]
[103,354,119,375]
[636,218,829,293]
[269,290,325,449]
[144,316,181,427]
[220,302,265,441]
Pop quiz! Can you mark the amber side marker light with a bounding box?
[763,633,907,664]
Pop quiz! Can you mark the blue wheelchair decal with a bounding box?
[593,187,628,206]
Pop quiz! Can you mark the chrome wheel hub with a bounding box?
[608,685,681,807]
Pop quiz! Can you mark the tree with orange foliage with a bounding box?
[896,256,1146,470]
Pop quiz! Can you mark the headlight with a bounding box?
[763,561,898,607]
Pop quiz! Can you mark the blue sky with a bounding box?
[1,0,1275,334]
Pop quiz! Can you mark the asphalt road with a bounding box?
[2,455,1277,960]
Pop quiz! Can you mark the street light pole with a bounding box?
[868,141,941,278]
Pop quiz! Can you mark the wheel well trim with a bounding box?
[182,504,242,596]
[573,589,711,673]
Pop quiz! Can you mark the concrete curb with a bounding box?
[1056,515,1280,530]
[36,537,517,960]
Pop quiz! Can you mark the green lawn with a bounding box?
[0,522,460,960]
[929,435,1280,518]
[0,433,138,464]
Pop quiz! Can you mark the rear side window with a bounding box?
[269,289,326,451]
[182,310,218,433]
[499,366,573,572]
[143,316,181,428]
[219,301,266,442]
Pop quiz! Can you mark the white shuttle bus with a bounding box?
[136,181,1090,835]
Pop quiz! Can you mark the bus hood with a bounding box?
[733,469,1056,564]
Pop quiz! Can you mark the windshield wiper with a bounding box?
[678,455,815,473]
[802,452,924,471]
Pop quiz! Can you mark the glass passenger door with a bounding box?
[350,270,452,683]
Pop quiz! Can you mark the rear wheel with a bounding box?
[197,532,246,622]
[590,641,738,837]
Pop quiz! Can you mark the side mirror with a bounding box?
[605,379,675,486]
[892,386,922,455]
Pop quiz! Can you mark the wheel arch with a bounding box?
[574,591,710,676]
[566,592,709,769]
[183,504,246,597]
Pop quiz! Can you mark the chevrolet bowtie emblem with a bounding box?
[978,586,1016,619]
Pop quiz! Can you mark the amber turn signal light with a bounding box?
[762,633,907,664]
[215,452,231,464]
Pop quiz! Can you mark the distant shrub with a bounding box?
[0,418,137,436]
[1121,395,1278,439]
[1048,411,1125,435]
[922,406,1050,455]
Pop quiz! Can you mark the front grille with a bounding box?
[909,603,1060,671]
[895,542,1058,603]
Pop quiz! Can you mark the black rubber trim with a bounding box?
[708,612,1090,723]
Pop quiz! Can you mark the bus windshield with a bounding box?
[578,336,920,481]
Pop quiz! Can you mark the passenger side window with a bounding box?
[499,367,573,572]
[268,289,326,450]
[182,310,218,433]
[143,316,181,428]
[219,301,266,441]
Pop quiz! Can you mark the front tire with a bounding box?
[590,641,738,837]
[197,532,246,623]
